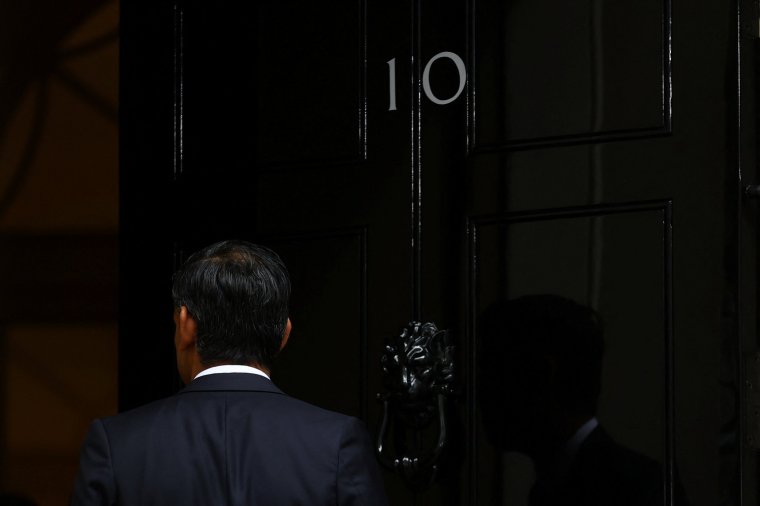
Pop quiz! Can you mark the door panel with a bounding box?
[462,2,737,503]
[254,2,366,165]
[471,204,669,505]
[472,0,668,145]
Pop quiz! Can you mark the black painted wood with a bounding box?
[120,0,758,504]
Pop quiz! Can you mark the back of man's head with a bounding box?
[479,294,605,416]
[171,240,290,369]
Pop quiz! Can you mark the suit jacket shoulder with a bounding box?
[72,373,387,506]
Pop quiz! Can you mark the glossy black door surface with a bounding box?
[121,0,759,504]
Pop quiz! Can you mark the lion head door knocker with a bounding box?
[376,322,455,490]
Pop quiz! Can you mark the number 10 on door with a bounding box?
[387,52,467,111]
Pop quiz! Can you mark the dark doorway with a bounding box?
[121,1,759,504]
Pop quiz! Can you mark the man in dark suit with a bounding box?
[72,240,387,505]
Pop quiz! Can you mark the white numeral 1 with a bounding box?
[387,58,397,111]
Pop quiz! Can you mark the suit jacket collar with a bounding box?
[180,372,285,395]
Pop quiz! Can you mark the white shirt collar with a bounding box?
[194,364,270,380]
[565,417,599,457]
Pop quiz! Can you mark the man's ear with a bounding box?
[176,306,198,351]
[279,318,292,351]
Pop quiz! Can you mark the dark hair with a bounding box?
[171,240,290,368]
[479,294,605,416]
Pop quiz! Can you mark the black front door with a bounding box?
[121,0,759,504]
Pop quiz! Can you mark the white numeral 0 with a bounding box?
[387,51,466,111]
[422,51,466,105]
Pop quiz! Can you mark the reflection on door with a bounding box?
[470,204,676,505]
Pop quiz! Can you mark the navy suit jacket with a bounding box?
[72,373,388,505]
